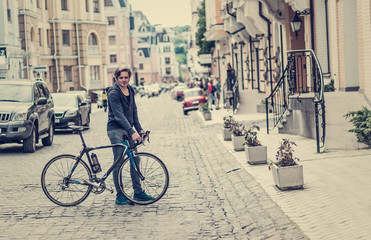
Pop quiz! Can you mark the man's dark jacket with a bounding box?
[107,83,142,136]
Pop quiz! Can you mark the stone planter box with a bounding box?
[271,163,304,190]
[223,127,232,141]
[231,135,244,151]
[203,111,212,121]
[245,145,267,164]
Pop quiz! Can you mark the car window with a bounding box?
[0,84,33,102]
[41,83,51,99]
[52,94,77,107]
[36,84,46,98]
[33,85,41,102]
[77,96,83,105]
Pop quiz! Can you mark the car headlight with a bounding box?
[65,109,78,117]
[12,112,27,121]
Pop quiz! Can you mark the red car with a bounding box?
[182,88,207,115]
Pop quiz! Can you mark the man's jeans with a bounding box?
[107,128,142,196]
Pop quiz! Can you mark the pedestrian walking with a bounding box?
[101,89,107,112]
[208,79,216,110]
[215,77,221,110]
[107,67,154,205]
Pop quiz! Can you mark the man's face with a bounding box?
[116,71,130,88]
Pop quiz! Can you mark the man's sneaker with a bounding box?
[115,194,133,205]
[134,190,154,201]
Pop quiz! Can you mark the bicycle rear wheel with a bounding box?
[41,154,92,206]
[119,152,169,205]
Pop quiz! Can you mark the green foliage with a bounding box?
[176,54,187,65]
[243,125,262,147]
[324,79,335,92]
[223,115,234,128]
[344,106,371,146]
[175,46,185,54]
[230,119,245,136]
[273,139,299,167]
[195,0,215,55]
[200,103,210,113]
[171,26,189,65]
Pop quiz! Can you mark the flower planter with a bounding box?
[271,163,304,190]
[245,145,267,164]
[203,111,212,121]
[231,135,244,151]
[223,127,232,141]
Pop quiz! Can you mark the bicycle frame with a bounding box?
[67,131,145,186]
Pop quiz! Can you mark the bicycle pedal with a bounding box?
[107,187,114,194]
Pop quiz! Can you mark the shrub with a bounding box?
[243,125,262,147]
[200,103,210,113]
[270,138,299,168]
[230,119,245,136]
[344,106,371,146]
[223,115,234,128]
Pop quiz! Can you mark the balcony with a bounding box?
[88,46,100,55]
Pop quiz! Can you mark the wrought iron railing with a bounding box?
[265,49,325,153]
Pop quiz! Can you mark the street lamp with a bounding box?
[252,38,260,50]
[290,9,311,39]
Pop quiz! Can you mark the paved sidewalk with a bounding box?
[197,108,371,240]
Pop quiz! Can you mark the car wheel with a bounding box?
[23,126,36,153]
[42,123,54,146]
[84,114,90,128]
[183,110,188,115]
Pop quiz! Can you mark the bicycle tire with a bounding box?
[119,152,169,205]
[41,154,92,207]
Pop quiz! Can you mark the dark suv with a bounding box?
[0,79,55,153]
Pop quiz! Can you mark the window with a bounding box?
[64,66,72,82]
[139,64,143,70]
[104,0,113,6]
[45,0,48,9]
[88,33,98,45]
[163,46,171,53]
[90,65,100,81]
[38,29,42,46]
[30,28,35,42]
[166,67,171,75]
[93,0,99,13]
[46,29,50,46]
[7,9,11,22]
[85,0,89,12]
[61,0,68,10]
[165,57,170,64]
[110,54,117,63]
[62,30,70,46]
[107,17,115,25]
[108,35,116,45]
[36,0,40,8]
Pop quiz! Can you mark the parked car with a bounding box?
[52,93,90,129]
[0,79,55,153]
[67,90,91,113]
[182,88,207,115]
[171,85,188,101]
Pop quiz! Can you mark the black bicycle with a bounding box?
[41,126,169,206]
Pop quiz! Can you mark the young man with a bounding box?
[106,68,153,205]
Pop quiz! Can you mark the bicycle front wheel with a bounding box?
[41,154,92,207]
[119,152,169,205]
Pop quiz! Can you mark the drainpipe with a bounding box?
[310,0,315,52]
[259,1,273,93]
[22,3,30,79]
[240,42,244,89]
[325,0,330,73]
[75,0,85,91]
[249,36,254,89]
[52,0,60,92]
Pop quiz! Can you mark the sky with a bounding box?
[130,0,192,27]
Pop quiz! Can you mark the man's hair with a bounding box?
[114,68,131,79]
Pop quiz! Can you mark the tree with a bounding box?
[195,0,214,55]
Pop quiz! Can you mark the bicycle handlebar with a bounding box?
[131,130,151,149]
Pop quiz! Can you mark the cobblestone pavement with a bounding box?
[0,92,308,239]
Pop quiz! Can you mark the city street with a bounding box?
[0,92,307,239]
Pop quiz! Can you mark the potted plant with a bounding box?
[200,103,212,121]
[243,125,267,164]
[223,115,234,141]
[269,139,303,190]
[344,107,371,147]
[230,119,245,151]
